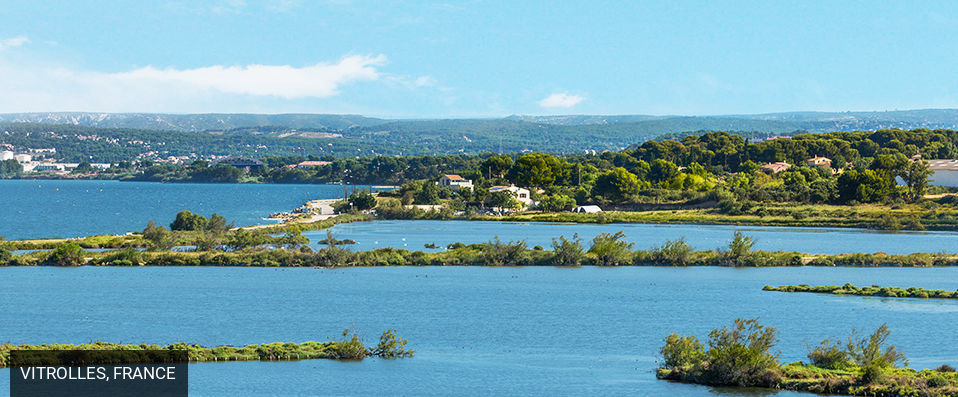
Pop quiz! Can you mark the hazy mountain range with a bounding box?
[3,109,958,134]
[3,109,958,160]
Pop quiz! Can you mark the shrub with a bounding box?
[587,232,634,265]
[845,324,907,384]
[727,231,755,258]
[170,210,208,231]
[328,329,368,360]
[661,334,705,368]
[0,248,12,264]
[480,237,528,266]
[936,364,956,372]
[370,329,414,359]
[550,234,584,265]
[651,238,693,265]
[704,318,780,386]
[44,243,86,266]
[926,373,950,388]
[807,339,850,370]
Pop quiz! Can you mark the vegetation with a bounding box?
[4,231,958,268]
[764,284,958,300]
[0,330,413,367]
[658,319,957,396]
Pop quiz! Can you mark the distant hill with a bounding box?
[0,112,388,132]
[3,109,958,134]
[2,109,958,160]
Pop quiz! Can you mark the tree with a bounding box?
[0,159,22,177]
[550,234,584,265]
[414,182,440,205]
[648,159,680,185]
[170,210,208,231]
[206,213,232,234]
[593,167,643,203]
[727,231,755,258]
[143,220,175,250]
[71,161,93,174]
[513,153,563,187]
[488,190,520,210]
[900,159,933,202]
[587,231,634,265]
[537,194,576,212]
[845,324,907,383]
[480,154,514,179]
[705,318,780,386]
[44,243,86,266]
[348,189,377,211]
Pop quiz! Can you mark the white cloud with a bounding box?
[0,36,29,51]
[112,54,386,98]
[0,54,391,112]
[539,92,584,108]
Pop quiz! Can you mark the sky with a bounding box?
[1,0,957,117]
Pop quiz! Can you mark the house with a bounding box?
[211,156,265,170]
[807,156,832,169]
[489,185,532,206]
[295,160,332,169]
[0,150,12,161]
[438,174,474,191]
[572,205,602,213]
[13,154,32,163]
[761,162,791,174]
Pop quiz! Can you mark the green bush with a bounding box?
[661,334,705,368]
[550,234,584,265]
[704,318,780,386]
[807,339,850,370]
[587,232,634,265]
[44,243,86,266]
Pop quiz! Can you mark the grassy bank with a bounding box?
[657,319,958,396]
[0,330,412,367]
[487,201,958,231]
[3,231,957,267]
[764,284,958,299]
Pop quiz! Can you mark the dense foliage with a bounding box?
[658,320,953,396]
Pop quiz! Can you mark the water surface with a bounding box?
[0,180,373,240]
[0,266,956,396]
[319,220,958,255]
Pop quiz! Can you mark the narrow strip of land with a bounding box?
[763,284,958,299]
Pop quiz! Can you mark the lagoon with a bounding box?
[0,180,370,240]
[319,220,958,255]
[1,266,957,396]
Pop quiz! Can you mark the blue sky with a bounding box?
[1,1,957,117]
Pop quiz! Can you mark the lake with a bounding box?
[2,266,957,396]
[318,220,958,255]
[0,180,376,240]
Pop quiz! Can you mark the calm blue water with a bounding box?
[318,220,958,255]
[0,180,373,240]
[1,266,957,396]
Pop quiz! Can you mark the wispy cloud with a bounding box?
[0,36,29,51]
[0,54,391,112]
[112,55,386,98]
[539,92,584,108]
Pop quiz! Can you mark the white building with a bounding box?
[438,174,474,191]
[488,185,532,207]
[14,154,32,163]
[0,150,13,161]
[572,205,602,213]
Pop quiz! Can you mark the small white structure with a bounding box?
[14,154,32,163]
[439,174,474,191]
[572,205,602,213]
[0,150,13,161]
[489,185,532,206]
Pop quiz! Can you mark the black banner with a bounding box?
[9,350,188,397]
